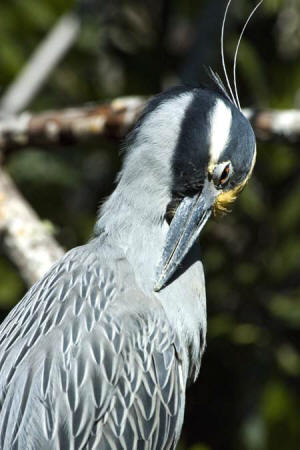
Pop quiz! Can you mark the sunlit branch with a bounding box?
[0,97,145,151]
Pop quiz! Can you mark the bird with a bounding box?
[0,2,261,448]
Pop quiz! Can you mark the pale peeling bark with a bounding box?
[0,169,64,285]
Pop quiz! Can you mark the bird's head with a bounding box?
[96,0,261,293]
[137,85,256,291]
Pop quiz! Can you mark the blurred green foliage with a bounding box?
[1,0,300,449]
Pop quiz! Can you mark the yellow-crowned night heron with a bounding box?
[0,0,268,417]
[0,78,256,448]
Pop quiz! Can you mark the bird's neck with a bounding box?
[95,179,206,382]
[95,176,168,289]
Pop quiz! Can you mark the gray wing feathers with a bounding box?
[0,244,183,449]
[87,323,182,450]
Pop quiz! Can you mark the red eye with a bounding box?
[212,162,232,188]
[220,164,230,185]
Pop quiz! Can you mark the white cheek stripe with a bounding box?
[208,99,232,169]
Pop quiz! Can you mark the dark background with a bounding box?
[1,1,300,449]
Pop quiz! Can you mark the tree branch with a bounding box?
[244,109,300,144]
[1,100,300,151]
[0,169,64,285]
[0,97,145,151]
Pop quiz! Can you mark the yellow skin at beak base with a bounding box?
[213,146,257,216]
[213,183,244,216]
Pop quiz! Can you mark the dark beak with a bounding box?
[154,178,217,291]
